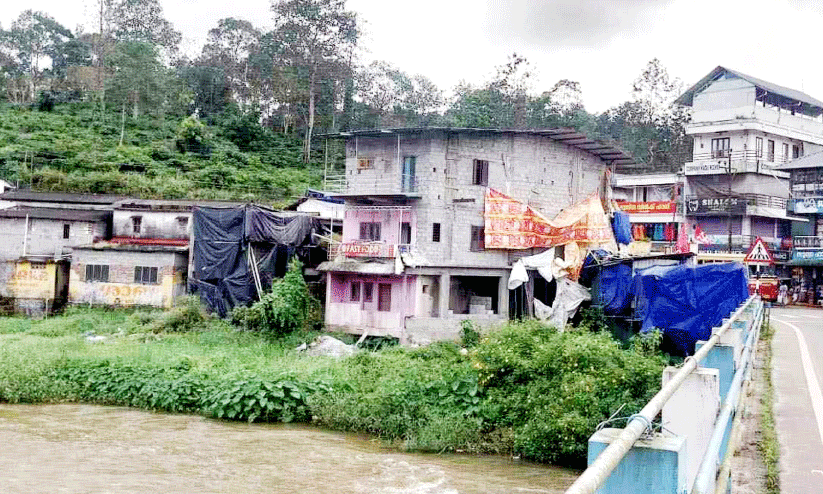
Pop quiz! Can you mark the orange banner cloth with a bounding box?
[484,188,615,249]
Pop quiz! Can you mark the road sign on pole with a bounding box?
[744,237,774,265]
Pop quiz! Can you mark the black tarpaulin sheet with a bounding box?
[246,205,314,244]
[191,205,318,316]
[634,263,749,356]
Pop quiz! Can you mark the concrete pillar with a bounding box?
[438,272,450,318]
[662,366,720,493]
[497,275,509,319]
[696,341,736,404]
[588,429,687,494]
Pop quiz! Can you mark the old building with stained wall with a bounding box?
[0,206,111,315]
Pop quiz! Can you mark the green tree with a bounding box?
[271,0,358,162]
[107,0,182,54]
[201,18,261,108]
[0,10,73,102]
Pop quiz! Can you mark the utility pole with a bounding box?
[727,148,733,253]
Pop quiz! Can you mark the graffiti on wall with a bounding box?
[3,261,56,299]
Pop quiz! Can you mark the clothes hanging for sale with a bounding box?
[664,223,675,241]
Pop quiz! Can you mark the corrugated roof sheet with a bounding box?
[774,151,823,170]
[0,191,126,204]
[316,127,638,167]
[676,66,823,112]
[0,207,110,222]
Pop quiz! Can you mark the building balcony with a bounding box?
[684,150,790,176]
[324,173,424,199]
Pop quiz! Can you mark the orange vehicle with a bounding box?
[748,276,779,302]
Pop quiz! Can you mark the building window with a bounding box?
[470,225,485,252]
[359,222,381,241]
[473,159,489,186]
[432,223,441,242]
[350,281,360,302]
[63,224,70,239]
[132,216,142,234]
[711,138,730,158]
[755,137,763,158]
[378,283,392,312]
[85,264,109,282]
[767,140,775,162]
[783,143,790,162]
[134,266,158,284]
[793,145,801,159]
[401,222,411,244]
[363,282,373,302]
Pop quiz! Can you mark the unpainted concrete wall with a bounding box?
[69,249,187,308]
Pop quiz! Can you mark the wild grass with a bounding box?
[759,321,780,493]
[0,309,666,468]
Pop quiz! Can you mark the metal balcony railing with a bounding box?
[323,173,425,195]
[689,149,791,167]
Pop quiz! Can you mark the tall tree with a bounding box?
[201,18,260,108]
[271,0,358,162]
[107,0,182,53]
[0,10,73,101]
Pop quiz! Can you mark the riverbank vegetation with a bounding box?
[0,307,666,468]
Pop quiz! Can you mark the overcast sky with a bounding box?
[5,0,823,113]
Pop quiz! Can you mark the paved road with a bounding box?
[769,307,823,493]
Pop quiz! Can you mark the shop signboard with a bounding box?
[617,201,676,214]
[791,197,823,214]
[684,162,739,175]
[792,249,823,262]
[686,196,747,215]
[794,236,823,249]
[772,250,790,262]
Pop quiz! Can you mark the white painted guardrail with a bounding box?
[564,294,764,494]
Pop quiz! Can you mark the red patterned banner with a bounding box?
[484,189,615,249]
[617,201,676,214]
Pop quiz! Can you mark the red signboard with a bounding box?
[339,243,395,257]
[617,201,676,214]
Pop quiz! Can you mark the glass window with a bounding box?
[711,138,730,158]
[134,266,158,284]
[470,225,485,252]
[350,282,360,302]
[63,224,70,239]
[363,282,373,302]
[378,283,392,312]
[359,222,381,241]
[432,223,441,243]
[473,159,489,186]
[85,264,109,282]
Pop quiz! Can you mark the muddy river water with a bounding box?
[0,404,578,494]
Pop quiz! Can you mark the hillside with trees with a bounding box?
[0,0,692,201]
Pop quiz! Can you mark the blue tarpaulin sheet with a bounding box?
[634,263,749,356]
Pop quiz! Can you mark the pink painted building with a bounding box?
[318,128,636,342]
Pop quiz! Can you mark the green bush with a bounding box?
[231,259,317,336]
[144,296,208,333]
[471,322,666,467]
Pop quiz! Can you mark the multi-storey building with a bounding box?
[778,152,823,303]
[317,127,635,342]
[675,66,817,270]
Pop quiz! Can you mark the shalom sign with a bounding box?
[617,201,676,214]
[339,243,395,257]
[686,197,746,215]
